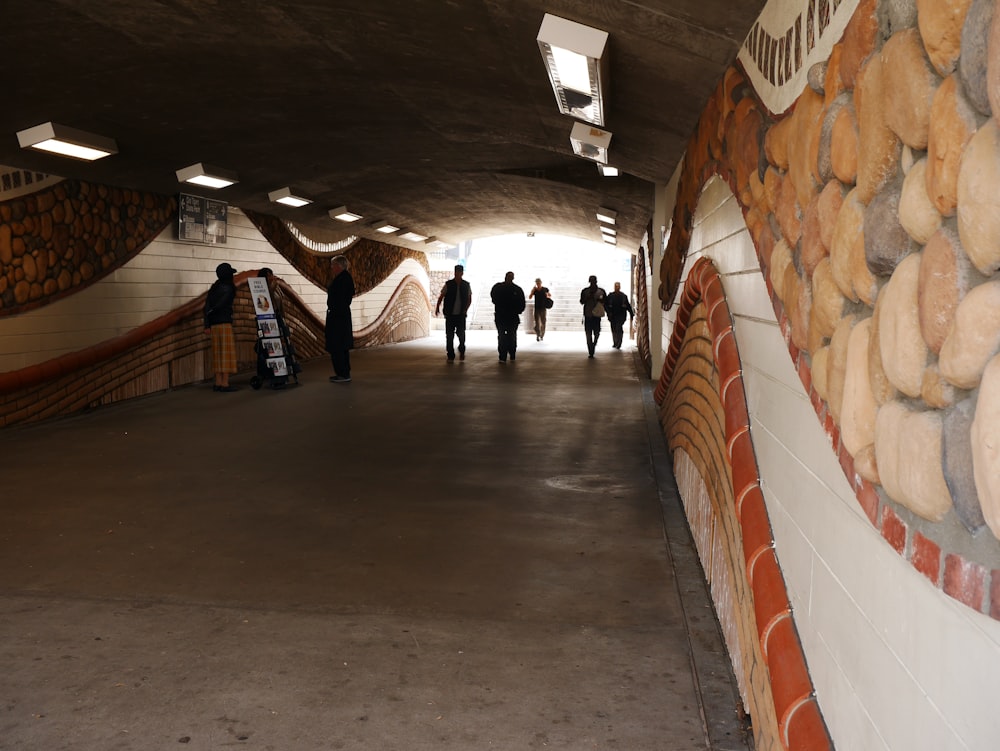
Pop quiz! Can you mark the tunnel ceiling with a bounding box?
[2,0,765,253]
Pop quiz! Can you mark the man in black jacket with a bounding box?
[579,275,607,358]
[435,264,473,361]
[490,271,526,363]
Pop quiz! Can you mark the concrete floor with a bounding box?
[0,330,750,751]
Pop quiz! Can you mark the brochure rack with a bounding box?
[248,276,301,389]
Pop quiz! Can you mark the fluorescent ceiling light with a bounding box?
[603,235,617,244]
[600,225,617,236]
[537,14,609,126]
[596,207,617,225]
[17,122,117,161]
[399,231,428,242]
[597,164,619,177]
[330,206,362,222]
[268,187,311,207]
[175,163,238,189]
[372,221,399,234]
[569,122,611,165]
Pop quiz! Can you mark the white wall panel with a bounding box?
[807,633,890,751]
[710,231,759,276]
[737,317,800,393]
[726,273,778,322]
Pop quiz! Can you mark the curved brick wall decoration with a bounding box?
[0,179,176,317]
[244,209,429,294]
[634,239,652,377]
[657,258,832,751]
[0,266,427,427]
[0,276,326,428]
[656,0,1000,619]
[353,274,430,347]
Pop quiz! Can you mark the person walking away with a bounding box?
[579,275,607,358]
[204,262,239,392]
[528,277,551,341]
[606,281,634,349]
[490,271,526,362]
[435,264,473,361]
[325,255,355,383]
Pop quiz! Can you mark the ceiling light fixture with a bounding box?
[596,207,617,225]
[570,122,612,165]
[600,225,617,236]
[16,122,118,161]
[372,221,399,234]
[603,235,617,245]
[175,163,238,189]
[267,187,312,207]
[537,14,609,126]
[399,231,428,242]
[597,164,619,177]
[330,206,362,222]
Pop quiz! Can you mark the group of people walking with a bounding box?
[434,266,633,362]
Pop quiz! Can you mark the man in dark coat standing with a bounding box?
[490,271,526,362]
[325,255,355,383]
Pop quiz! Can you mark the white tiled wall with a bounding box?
[0,210,429,373]
[666,177,1000,751]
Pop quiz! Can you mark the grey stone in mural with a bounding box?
[943,398,986,533]
[865,181,917,276]
[878,0,919,37]
[959,0,993,116]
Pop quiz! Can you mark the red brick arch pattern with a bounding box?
[0,274,328,428]
[656,257,832,751]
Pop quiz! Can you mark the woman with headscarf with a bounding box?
[204,262,239,391]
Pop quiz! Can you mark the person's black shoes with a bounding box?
[329,375,352,383]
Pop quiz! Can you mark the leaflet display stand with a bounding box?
[248,276,301,390]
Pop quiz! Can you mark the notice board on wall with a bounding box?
[178,193,228,244]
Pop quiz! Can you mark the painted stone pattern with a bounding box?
[0,180,175,316]
[659,0,1000,620]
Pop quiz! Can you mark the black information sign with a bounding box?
[178,193,228,244]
